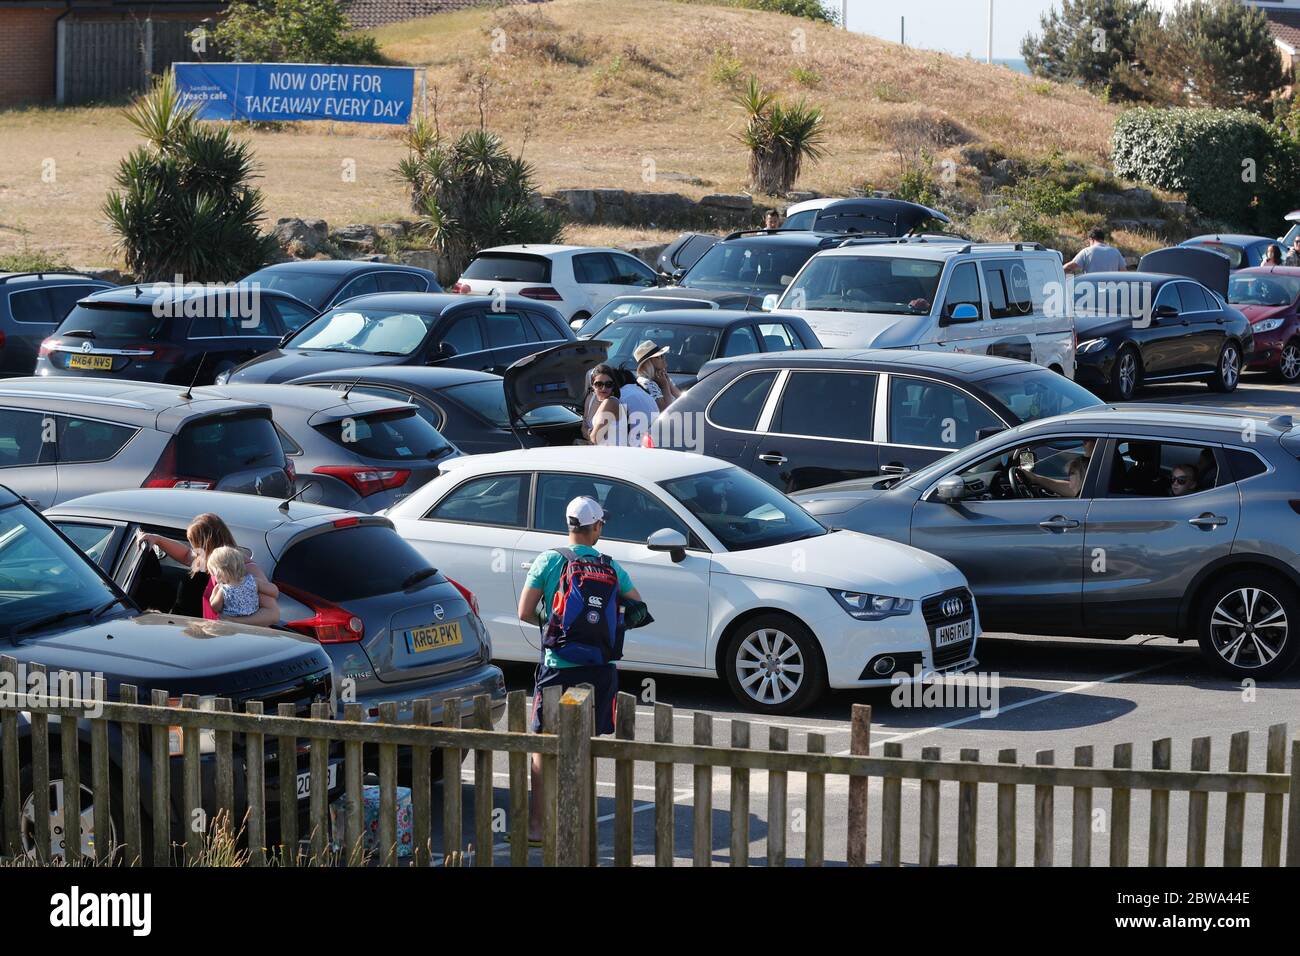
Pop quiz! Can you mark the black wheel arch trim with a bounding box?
[1178,553,1300,636]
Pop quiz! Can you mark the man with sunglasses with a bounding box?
[1170,464,1199,497]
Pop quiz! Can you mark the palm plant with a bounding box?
[733,75,827,195]
[104,72,276,282]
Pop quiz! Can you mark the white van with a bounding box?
[765,239,1077,377]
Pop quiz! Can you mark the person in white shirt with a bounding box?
[1064,227,1127,275]
[586,364,658,446]
[633,339,682,412]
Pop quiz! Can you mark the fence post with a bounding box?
[377,701,398,868]
[1149,737,1171,866]
[693,712,712,867]
[343,703,365,866]
[276,702,298,866]
[958,748,979,867]
[151,689,171,866]
[120,684,142,867]
[881,741,902,867]
[508,691,530,867]
[412,698,433,868]
[730,718,751,867]
[29,663,51,865]
[653,702,674,867]
[442,697,462,863]
[541,686,561,867]
[1224,731,1249,868]
[1263,724,1287,867]
[846,703,871,867]
[181,694,201,863]
[805,732,826,867]
[309,702,330,865]
[919,746,940,867]
[1186,736,1211,867]
[556,686,592,867]
[613,692,635,867]
[1072,745,1093,867]
[0,657,20,859]
[1286,737,1300,867]
[245,701,266,867]
[474,694,494,867]
[1110,742,1132,868]
[90,676,112,865]
[1034,750,1054,867]
[213,697,234,844]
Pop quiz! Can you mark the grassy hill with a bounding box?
[0,0,1151,269]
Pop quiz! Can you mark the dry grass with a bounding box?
[0,0,1121,267]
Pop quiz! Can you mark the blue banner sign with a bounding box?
[174,62,417,125]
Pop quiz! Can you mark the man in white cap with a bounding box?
[517,495,641,842]
[634,339,682,412]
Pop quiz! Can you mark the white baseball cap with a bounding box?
[566,496,605,528]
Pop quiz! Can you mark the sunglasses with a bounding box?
[593,380,615,389]
[1172,476,1194,485]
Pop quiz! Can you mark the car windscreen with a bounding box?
[604,322,721,375]
[578,298,707,337]
[291,308,434,356]
[681,241,814,295]
[1184,241,1245,269]
[0,504,119,638]
[981,368,1102,424]
[176,411,284,480]
[57,303,168,340]
[277,524,434,602]
[442,379,580,428]
[782,256,943,314]
[243,269,339,310]
[660,467,827,552]
[314,408,456,461]
[462,253,552,283]
[1228,274,1300,306]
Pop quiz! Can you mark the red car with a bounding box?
[1227,266,1300,382]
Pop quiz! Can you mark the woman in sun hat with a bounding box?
[634,339,682,412]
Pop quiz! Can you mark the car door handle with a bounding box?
[758,453,787,465]
[1188,513,1228,528]
[880,464,910,475]
[1038,516,1080,531]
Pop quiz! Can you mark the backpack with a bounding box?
[540,548,625,665]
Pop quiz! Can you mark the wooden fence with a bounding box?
[57,19,219,105]
[0,655,1297,866]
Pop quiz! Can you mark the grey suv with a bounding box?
[0,272,114,377]
[794,405,1300,678]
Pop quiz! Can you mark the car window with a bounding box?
[781,210,817,230]
[534,472,687,544]
[758,323,798,351]
[59,304,166,340]
[660,466,826,552]
[610,254,657,287]
[525,309,568,341]
[1154,283,1182,313]
[10,285,102,325]
[442,314,485,355]
[573,253,620,285]
[942,262,983,319]
[721,325,760,357]
[441,380,578,428]
[235,300,279,336]
[1229,273,1300,306]
[707,371,777,431]
[462,254,552,283]
[771,371,875,441]
[782,255,942,315]
[54,521,117,564]
[0,409,56,467]
[292,307,434,356]
[1178,283,1212,313]
[683,240,815,295]
[980,259,1033,319]
[1105,440,1220,499]
[332,383,444,430]
[889,378,1001,449]
[314,408,455,462]
[426,473,529,527]
[377,272,427,293]
[335,273,380,303]
[173,412,284,482]
[278,524,432,602]
[951,436,1098,501]
[604,322,721,376]
[242,268,338,310]
[482,310,534,349]
[980,368,1102,423]
[270,297,317,332]
[189,313,236,338]
[56,416,134,463]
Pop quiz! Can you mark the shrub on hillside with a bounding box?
[676,0,838,24]
[104,73,276,283]
[1112,107,1300,230]
[214,0,381,64]
[733,76,826,195]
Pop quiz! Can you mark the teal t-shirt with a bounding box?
[526,545,634,668]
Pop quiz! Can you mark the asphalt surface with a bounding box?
[436,375,1300,867]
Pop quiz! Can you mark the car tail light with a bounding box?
[284,457,296,483]
[333,516,360,528]
[279,581,365,644]
[1290,500,1300,516]
[0,330,5,350]
[446,577,479,617]
[641,431,655,448]
[519,286,563,301]
[451,281,471,294]
[38,338,55,358]
[143,437,214,489]
[313,465,410,497]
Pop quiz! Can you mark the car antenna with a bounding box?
[179,352,207,402]
[341,374,363,401]
[278,484,311,514]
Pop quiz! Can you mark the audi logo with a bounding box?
[942,597,965,618]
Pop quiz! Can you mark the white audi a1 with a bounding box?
[383,447,980,714]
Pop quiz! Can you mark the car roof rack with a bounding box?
[0,271,111,285]
[722,228,785,241]
[953,242,1047,254]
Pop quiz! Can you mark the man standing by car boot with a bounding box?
[518,496,643,843]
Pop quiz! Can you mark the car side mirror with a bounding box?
[431,341,456,362]
[1153,304,1179,322]
[647,527,688,563]
[933,476,966,504]
[278,332,294,348]
[976,425,1006,441]
[946,303,980,324]
[569,317,587,332]
[761,294,779,312]
[671,269,686,284]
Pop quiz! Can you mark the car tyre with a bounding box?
[1274,340,1300,383]
[1208,341,1242,393]
[722,613,827,715]
[1195,570,1300,679]
[1106,346,1142,401]
[15,750,138,865]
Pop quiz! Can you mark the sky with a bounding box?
[844,0,1061,60]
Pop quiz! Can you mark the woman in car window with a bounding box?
[135,513,280,627]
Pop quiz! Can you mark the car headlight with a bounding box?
[1077,337,1109,353]
[168,695,218,756]
[1254,318,1285,333]
[830,590,914,621]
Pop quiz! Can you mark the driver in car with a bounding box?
[1016,438,1096,498]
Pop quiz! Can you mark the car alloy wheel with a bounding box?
[1211,343,1241,392]
[1208,587,1289,671]
[20,778,111,862]
[1279,342,1300,382]
[734,627,805,707]
[1117,350,1138,399]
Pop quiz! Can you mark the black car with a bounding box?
[600,309,820,389]
[575,289,755,339]
[797,197,952,236]
[1073,272,1254,400]
[285,355,594,455]
[0,272,116,377]
[655,232,721,278]
[223,292,574,384]
[240,260,442,312]
[35,283,320,385]
[651,348,1103,492]
[0,484,337,862]
[664,231,848,308]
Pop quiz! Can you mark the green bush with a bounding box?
[214,0,381,64]
[104,73,276,282]
[675,0,838,24]
[1112,107,1300,230]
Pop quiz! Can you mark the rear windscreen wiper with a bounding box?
[400,568,439,590]
[426,446,457,461]
[61,329,96,339]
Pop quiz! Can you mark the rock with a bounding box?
[959,144,992,171]
[398,249,456,285]
[1092,193,1129,210]
[656,171,710,186]
[1163,201,1188,217]
[303,218,328,239]
[1110,219,1141,232]
[699,193,753,212]
[991,159,1018,186]
[1136,218,1167,231]
[273,217,324,258]
[622,242,670,267]
[784,190,821,202]
[375,222,407,241]
[1122,187,1154,206]
[329,223,380,254]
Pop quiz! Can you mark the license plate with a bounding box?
[934,618,973,647]
[408,620,462,654]
[67,354,114,370]
[296,763,338,800]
